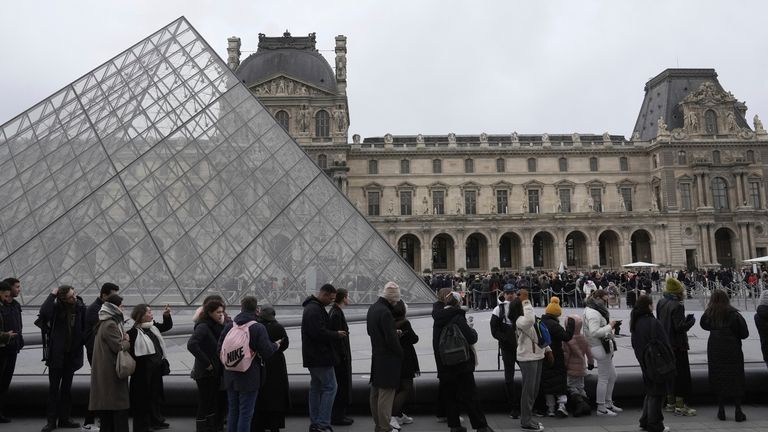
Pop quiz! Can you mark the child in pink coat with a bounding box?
[563,314,594,397]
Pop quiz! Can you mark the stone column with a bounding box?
[455,233,466,272]
[421,232,433,272]
[704,174,714,208]
[622,240,632,265]
[696,174,705,207]
[588,241,599,269]
[708,224,718,265]
[739,223,750,263]
[698,224,710,264]
[521,238,534,269]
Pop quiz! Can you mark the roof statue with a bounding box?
[0,17,433,306]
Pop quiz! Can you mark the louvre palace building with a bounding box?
[229,31,768,274]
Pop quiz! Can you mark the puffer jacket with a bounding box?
[583,306,614,350]
[563,314,593,377]
[515,300,550,362]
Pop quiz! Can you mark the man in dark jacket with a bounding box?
[39,285,87,432]
[490,284,520,419]
[302,284,347,432]
[367,282,403,432]
[432,288,454,422]
[329,288,353,426]
[218,296,278,432]
[656,278,696,416]
[755,290,768,368]
[0,278,23,423]
[82,282,119,430]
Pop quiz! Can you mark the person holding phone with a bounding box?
[583,289,621,416]
[656,278,697,416]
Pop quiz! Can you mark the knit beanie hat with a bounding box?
[664,278,684,296]
[381,281,401,303]
[545,296,562,317]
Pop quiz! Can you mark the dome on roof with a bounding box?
[235,49,337,94]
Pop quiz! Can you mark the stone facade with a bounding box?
[229,35,768,273]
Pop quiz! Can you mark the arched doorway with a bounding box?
[432,233,455,271]
[631,229,653,263]
[532,231,555,269]
[398,234,421,272]
[499,232,522,271]
[715,228,737,267]
[599,230,621,269]
[465,233,488,271]
[566,231,588,270]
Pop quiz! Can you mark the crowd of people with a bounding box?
[0,273,766,432]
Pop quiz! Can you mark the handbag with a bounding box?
[116,349,136,379]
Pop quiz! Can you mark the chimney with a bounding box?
[227,36,241,70]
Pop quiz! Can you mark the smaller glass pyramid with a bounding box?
[0,17,434,306]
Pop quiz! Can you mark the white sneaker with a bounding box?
[81,425,100,432]
[389,417,401,430]
[606,403,623,413]
[597,408,617,417]
[396,413,414,425]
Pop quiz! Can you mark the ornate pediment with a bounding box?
[677,174,694,183]
[459,181,482,191]
[492,180,513,190]
[682,81,737,106]
[250,75,334,97]
[395,181,417,191]
[553,179,576,190]
[522,180,544,190]
[428,181,449,191]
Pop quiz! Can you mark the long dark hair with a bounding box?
[630,295,653,333]
[704,289,733,326]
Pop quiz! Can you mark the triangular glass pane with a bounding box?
[0,17,433,306]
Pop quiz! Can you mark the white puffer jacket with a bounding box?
[583,306,614,349]
[515,300,550,362]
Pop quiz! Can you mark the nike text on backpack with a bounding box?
[220,320,259,372]
[642,321,677,382]
[439,316,471,366]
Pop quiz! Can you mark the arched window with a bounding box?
[678,150,687,165]
[589,157,598,172]
[559,157,568,172]
[432,159,442,174]
[712,150,721,165]
[464,158,474,173]
[315,110,330,137]
[317,154,327,169]
[747,150,755,163]
[705,110,718,134]
[712,177,729,210]
[496,158,505,173]
[527,158,537,173]
[368,159,378,175]
[619,156,629,172]
[275,110,289,131]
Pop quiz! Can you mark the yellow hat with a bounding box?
[545,296,562,317]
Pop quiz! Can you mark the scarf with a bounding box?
[133,321,167,358]
[586,298,610,323]
[98,302,123,322]
[760,290,768,307]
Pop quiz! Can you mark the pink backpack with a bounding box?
[219,321,258,372]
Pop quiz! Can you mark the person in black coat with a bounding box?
[431,288,453,422]
[700,289,749,422]
[391,300,420,426]
[252,305,290,432]
[39,285,87,432]
[539,297,575,417]
[188,299,226,432]
[489,285,519,418]
[127,304,173,432]
[630,295,670,432]
[433,291,493,432]
[0,278,23,423]
[367,283,403,432]
[755,290,768,368]
[328,288,353,426]
[656,278,697,415]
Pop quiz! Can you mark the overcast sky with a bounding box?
[1,1,767,139]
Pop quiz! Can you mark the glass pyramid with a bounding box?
[0,17,435,306]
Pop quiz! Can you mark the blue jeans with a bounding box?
[308,366,337,429]
[226,390,258,432]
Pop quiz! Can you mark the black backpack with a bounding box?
[642,320,677,382]
[438,315,470,366]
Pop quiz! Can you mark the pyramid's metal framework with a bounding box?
[0,18,434,306]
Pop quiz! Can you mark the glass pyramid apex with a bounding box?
[0,17,435,306]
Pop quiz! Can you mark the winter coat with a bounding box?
[755,305,768,365]
[700,307,749,397]
[217,312,277,392]
[433,305,478,376]
[89,317,130,410]
[367,297,403,389]
[39,294,87,370]
[396,318,420,379]
[431,301,454,371]
[631,312,670,395]
[301,296,342,368]
[84,298,104,360]
[516,300,549,362]
[329,304,351,366]
[127,314,173,375]
[539,314,575,395]
[563,315,593,377]
[187,316,225,380]
[0,299,23,352]
[583,306,614,351]
[656,294,694,351]
[255,318,290,415]
[490,300,517,354]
